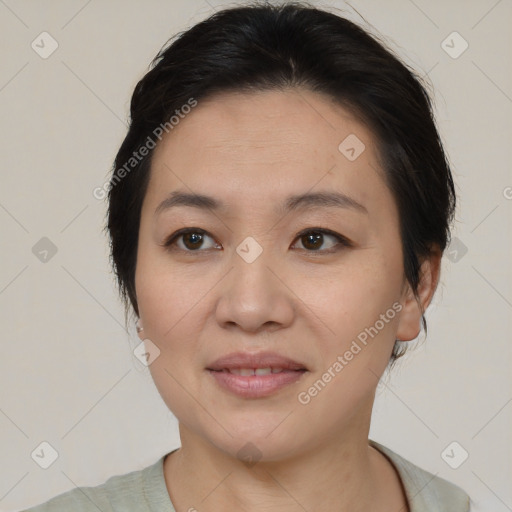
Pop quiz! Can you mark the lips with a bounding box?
[206,351,308,398]
[206,351,308,373]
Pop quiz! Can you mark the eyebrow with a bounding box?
[154,190,368,217]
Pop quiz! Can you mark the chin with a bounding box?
[198,418,311,465]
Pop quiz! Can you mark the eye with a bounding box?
[291,228,352,253]
[163,228,220,252]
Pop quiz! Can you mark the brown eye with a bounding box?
[300,232,324,251]
[164,229,220,252]
[292,228,352,253]
[181,231,205,250]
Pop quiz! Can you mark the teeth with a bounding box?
[255,367,272,375]
[226,367,285,375]
[226,368,254,375]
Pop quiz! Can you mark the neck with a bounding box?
[162,405,402,511]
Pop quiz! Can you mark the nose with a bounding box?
[215,245,295,335]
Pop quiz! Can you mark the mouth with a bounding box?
[206,351,308,398]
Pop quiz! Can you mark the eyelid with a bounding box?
[162,227,353,253]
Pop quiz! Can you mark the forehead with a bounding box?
[146,89,393,217]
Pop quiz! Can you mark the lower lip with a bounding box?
[207,369,307,398]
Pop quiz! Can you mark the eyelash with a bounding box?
[162,227,353,255]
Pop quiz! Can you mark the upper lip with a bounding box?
[207,351,308,371]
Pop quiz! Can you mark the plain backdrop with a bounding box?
[1,1,511,511]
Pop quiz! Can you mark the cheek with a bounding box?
[297,254,402,337]
[135,262,208,420]
[137,271,201,348]
[135,251,217,376]
[294,265,402,413]
[136,242,195,331]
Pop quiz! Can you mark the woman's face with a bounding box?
[135,89,428,461]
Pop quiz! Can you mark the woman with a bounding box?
[23,2,471,511]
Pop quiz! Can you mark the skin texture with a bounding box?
[135,89,441,511]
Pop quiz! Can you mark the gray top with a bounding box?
[20,440,470,511]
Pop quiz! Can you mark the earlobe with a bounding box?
[395,247,442,342]
[136,319,144,340]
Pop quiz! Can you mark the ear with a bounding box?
[396,246,442,342]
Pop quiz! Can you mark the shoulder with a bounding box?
[19,455,169,512]
[370,439,471,512]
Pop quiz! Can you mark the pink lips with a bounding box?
[206,351,308,398]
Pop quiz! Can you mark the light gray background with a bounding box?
[1,1,511,511]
